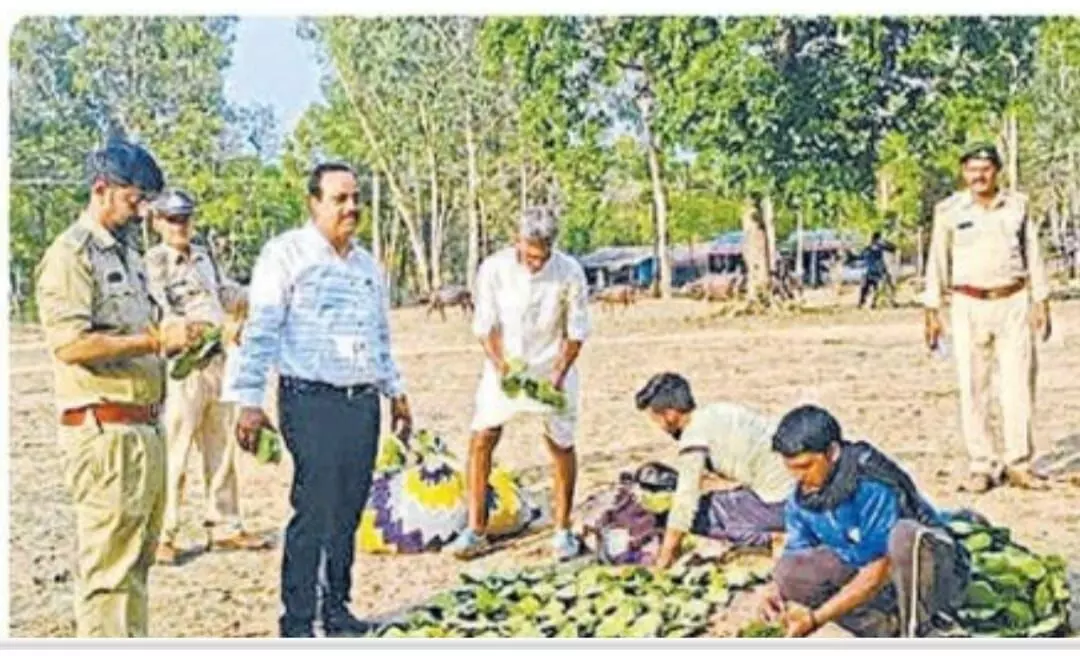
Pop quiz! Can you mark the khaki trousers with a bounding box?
[949,292,1047,476]
[60,415,166,637]
[162,356,243,543]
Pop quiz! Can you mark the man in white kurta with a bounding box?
[449,206,590,562]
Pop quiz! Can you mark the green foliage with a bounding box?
[10,16,1078,310]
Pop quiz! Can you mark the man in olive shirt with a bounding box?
[634,373,791,568]
[35,139,197,636]
[923,143,1052,494]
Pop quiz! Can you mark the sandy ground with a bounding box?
[8,286,1080,638]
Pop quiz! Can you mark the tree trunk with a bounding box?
[387,204,402,292]
[394,229,409,307]
[916,225,925,277]
[795,208,805,279]
[649,200,660,298]
[519,158,528,215]
[479,198,489,258]
[1007,111,1019,192]
[428,151,442,291]
[371,171,382,269]
[1068,149,1079,228]
[1049,204,1062,254]
[330,64,432,295]
[763,194,776,275]
[407,155,433,294]
[645,133,672,299]
[465,112,481,292]
[741,196,770,306]
[877,172,890,215]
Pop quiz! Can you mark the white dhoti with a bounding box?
[469,247,592,451]
[470,359,580,450]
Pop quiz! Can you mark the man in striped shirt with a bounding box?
[634,373,791,568]
[223,162,412,638]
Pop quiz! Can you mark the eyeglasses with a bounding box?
[163,215,191,225]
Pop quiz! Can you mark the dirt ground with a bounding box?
[8,286,1080,638]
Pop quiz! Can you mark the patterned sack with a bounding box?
[580,461,780,564]
[357,430,544,555]
[580,462,682,566]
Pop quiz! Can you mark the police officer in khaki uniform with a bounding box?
[144,189,266,565]
[923,143,1053,494]
[34,139,199,637]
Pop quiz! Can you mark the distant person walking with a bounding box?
[858,232,896,309]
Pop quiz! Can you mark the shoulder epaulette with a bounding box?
[59,222,94,253]
[934,192,964,215]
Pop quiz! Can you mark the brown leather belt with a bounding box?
[951,279,1026,301]
[61,403,161,427]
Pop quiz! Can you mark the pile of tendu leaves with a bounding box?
[500,359,568,412]
[370,555,773,638]
[949,515,1072,637]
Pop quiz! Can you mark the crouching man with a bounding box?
[760,405,969,638]
[634,373,791,568]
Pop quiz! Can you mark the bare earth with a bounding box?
[8,288,1080,638]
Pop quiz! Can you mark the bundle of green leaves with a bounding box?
[169,325,223,380]
[500,359,568,412]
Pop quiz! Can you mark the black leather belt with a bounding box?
[280,376,377,399]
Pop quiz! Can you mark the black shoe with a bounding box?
[916,612,969,638]
[323,611,377,637]
[279,618,315,638]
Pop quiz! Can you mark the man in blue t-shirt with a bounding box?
[759,405,969,638]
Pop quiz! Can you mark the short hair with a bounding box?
[771,405,842,456]
[871,231,882,241]
[519,205,560,246]
[85,138,164,196]
[307,161,357,199]
[635,372,696,413]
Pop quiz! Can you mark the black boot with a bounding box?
[279,617,315,638]
[322,607,378,637]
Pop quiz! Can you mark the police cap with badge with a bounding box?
[151,189,197,220]
[959,142,1003,169]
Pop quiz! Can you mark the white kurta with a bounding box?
[469,247,591,448]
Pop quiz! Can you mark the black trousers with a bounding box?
[277,377,380,629]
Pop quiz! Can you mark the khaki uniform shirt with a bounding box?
[923,189,1050,309]
[35,213,165,411]
[144,242,245,324]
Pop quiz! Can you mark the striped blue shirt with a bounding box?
[222,220,405,408]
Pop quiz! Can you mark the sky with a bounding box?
[223,17,325,137]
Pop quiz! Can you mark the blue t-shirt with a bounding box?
[783,479,901,569]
